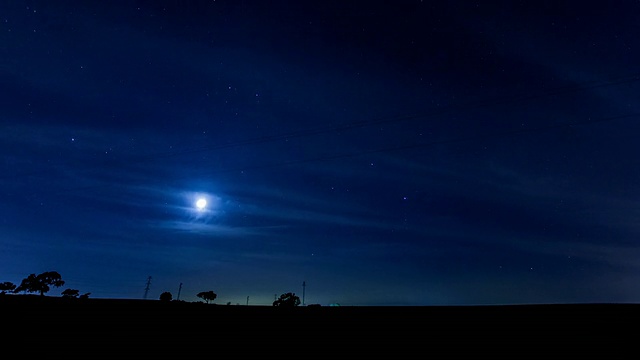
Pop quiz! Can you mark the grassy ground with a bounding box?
[2,294,636,354]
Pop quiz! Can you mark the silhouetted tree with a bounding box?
[79,292,91,299]
[0,281,16,295]
[14,271,65,296]
[160,291,173,301]
[196,290,217,304]
[273,292,301,307]
[61,289,80,298]
[14,274,36,295]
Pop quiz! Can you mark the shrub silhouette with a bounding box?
[273,292,301,307]
[61,289,80,298]
[160,291,173,301]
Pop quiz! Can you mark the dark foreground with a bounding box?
[2,295,636,354]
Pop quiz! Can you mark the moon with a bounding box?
[195,198,207,210]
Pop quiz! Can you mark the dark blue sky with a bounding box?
[2,0,640,305]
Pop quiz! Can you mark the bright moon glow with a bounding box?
[195,198,207,210]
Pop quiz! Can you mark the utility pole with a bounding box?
[302,281,306,306]
[143,276,152,299]
[176,282,183,301]
[246,296,249,306]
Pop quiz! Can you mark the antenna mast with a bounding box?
[143,276,152,299]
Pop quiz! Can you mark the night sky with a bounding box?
[2,1,640,306]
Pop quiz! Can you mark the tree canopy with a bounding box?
[273,292,301,307]
[160,291,173,301]
[196,291,217,304]
[15,271,65,296]
[0,281,16,294]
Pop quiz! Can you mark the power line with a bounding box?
[143,276,152,300]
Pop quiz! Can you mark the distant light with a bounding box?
[195,198,207,210]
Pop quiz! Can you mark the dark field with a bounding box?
[3,295,635,354]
